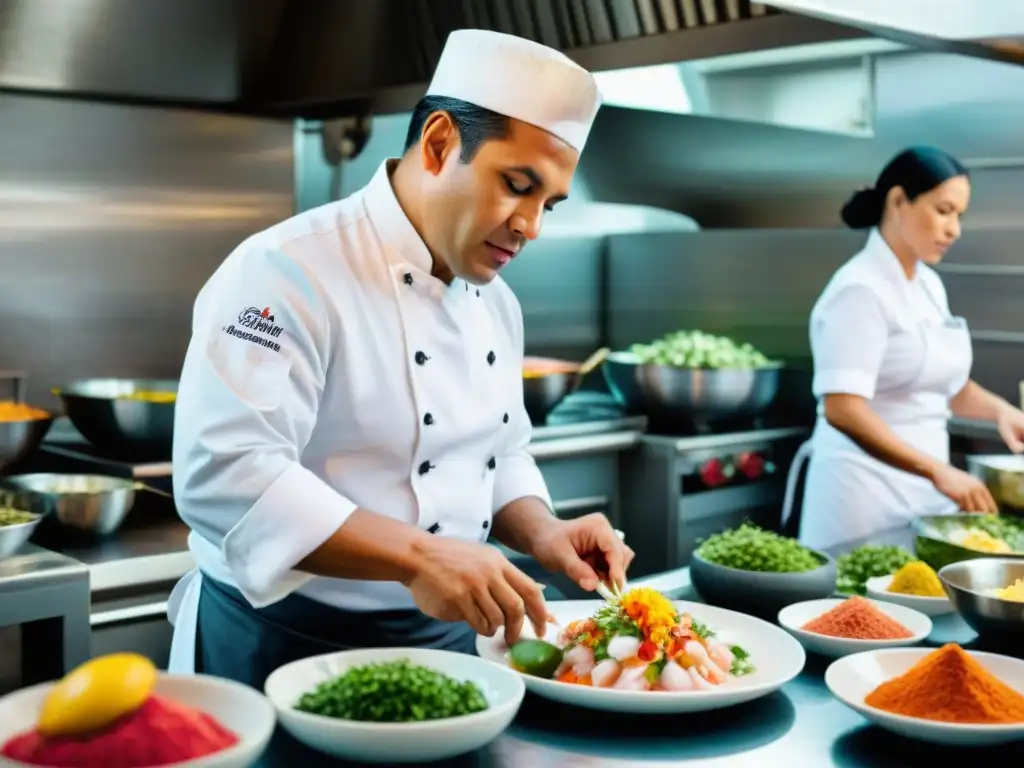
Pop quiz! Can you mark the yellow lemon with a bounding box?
[38,653,157,737]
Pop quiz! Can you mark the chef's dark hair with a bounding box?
[404,96,510,163]
[840,146,969,229]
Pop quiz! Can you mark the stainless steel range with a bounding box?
[620,424,810,578]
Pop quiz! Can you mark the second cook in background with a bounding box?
[165,29,631,689]
[785,146,1024,550]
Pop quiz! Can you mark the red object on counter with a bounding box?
[1,695,238,767]
[736,452,766,480]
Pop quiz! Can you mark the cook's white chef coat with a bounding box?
[782,228,971,549]
[166,159,553,673]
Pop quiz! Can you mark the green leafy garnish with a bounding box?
[836,544,916,595]
[690,618,715,640]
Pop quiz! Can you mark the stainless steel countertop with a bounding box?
[256,525,1024,767]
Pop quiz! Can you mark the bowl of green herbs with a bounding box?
[834,544,917,596]
[264,648,524,763]
[690,523,836,620]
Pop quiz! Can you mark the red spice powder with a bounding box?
[801,596,913,640]
[1,694,238,767]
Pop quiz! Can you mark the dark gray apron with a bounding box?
[195,574,477,690]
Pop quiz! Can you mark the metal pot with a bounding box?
[601,351,782,425]
[523,349,609,425]
[0,372,54,474]
[55,378,177,457]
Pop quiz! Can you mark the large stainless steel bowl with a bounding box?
[601,351,782,424]
[912,514,1024,571]
[57,378,176,456]
[939,558,1024,646]
[523,357,580,424]
[967,454,1024,511]
[2,473,137,536]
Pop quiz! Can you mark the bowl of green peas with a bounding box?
[690,523,837,620]
[264,647,525,763]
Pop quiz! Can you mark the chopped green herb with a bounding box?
[295,659,488,722]
[690,618,715,640]
[697,522,821,573]
[836,544,916,595]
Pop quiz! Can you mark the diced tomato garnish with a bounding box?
[558,670,579,684]
[638,641,659,662]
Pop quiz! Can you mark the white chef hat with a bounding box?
[426,29,602,153]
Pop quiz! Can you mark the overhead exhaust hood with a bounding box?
[0,0,871,118]
[762,0,1024,66]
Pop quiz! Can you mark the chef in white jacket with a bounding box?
[166,29,632,687]
[783,146,1024,550]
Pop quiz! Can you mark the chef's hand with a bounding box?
[931,464,998,514]
[528,513,635,593]
[996,404,1024,454]
[405,538,549,645]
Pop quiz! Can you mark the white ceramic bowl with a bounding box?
[778,598,932,658]
[866,574,955,617]
[477,599,806,714]
[264,647,525,764]
[0,673,275,768]
[826,648,1024,746]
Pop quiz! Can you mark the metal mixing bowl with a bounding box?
[0,511,42,561]
[967,454,1024,511]
[57,378,176,456]
[601,351,782,424]
[0,416,54,473]
[1,473,137,536]
[939,558,1024,645]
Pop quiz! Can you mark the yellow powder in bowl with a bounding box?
[887,561,945,598]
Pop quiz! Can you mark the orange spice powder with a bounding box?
[866,643,1024,724]
[801,596,913,640]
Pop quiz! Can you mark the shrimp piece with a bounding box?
[683,641,713,670]
[564,644,595,678]
[607,635,642,661]
[704,662,729,685]
[660,661,695,691]
[707,642,735,673]
[590,659,622,688]
[688,666,714,691]
[612,665,650,691]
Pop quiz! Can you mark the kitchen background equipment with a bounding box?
[939,558,1024,648]
[601,352,782,432]
[620,424,810,577]
[55,379,177,459]
[967,454,1024,512]
[523,348,609,425]
[0,473,157,536]
[0,372,54,475]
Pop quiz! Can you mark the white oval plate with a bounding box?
[264,647,525,764]
[778,598,932,658]
[826,648,1024,746]
[476,599,806,714]
[0,673,275,768]
[866,574,955,616]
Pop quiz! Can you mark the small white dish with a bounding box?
[778,598,932,658]
[866,574,955,617]
[264,647,524,764]
[477,599,806,714]
[0,673,275,768]
[826,648,1024,746]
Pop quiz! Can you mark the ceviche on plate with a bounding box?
[475,588,806,714]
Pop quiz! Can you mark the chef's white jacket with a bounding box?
[166,159,553,672]
[786,228,971,549]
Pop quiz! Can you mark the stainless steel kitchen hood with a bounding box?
[763,0,1024,66]
[0,0,870,118]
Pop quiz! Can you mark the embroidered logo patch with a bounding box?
[223,305,284,352]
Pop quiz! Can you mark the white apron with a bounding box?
[782,290,972,549]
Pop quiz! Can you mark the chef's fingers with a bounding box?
[490,579,526,646]
[592,525,628,591]
[504,565,549,638]
[473,589,505,638]
[998,422,1024,454]
[623,545,636,570]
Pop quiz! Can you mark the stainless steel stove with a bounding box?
[620,423,811,578]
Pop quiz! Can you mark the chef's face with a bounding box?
[417,114,579,285]
[890,174,971,265]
